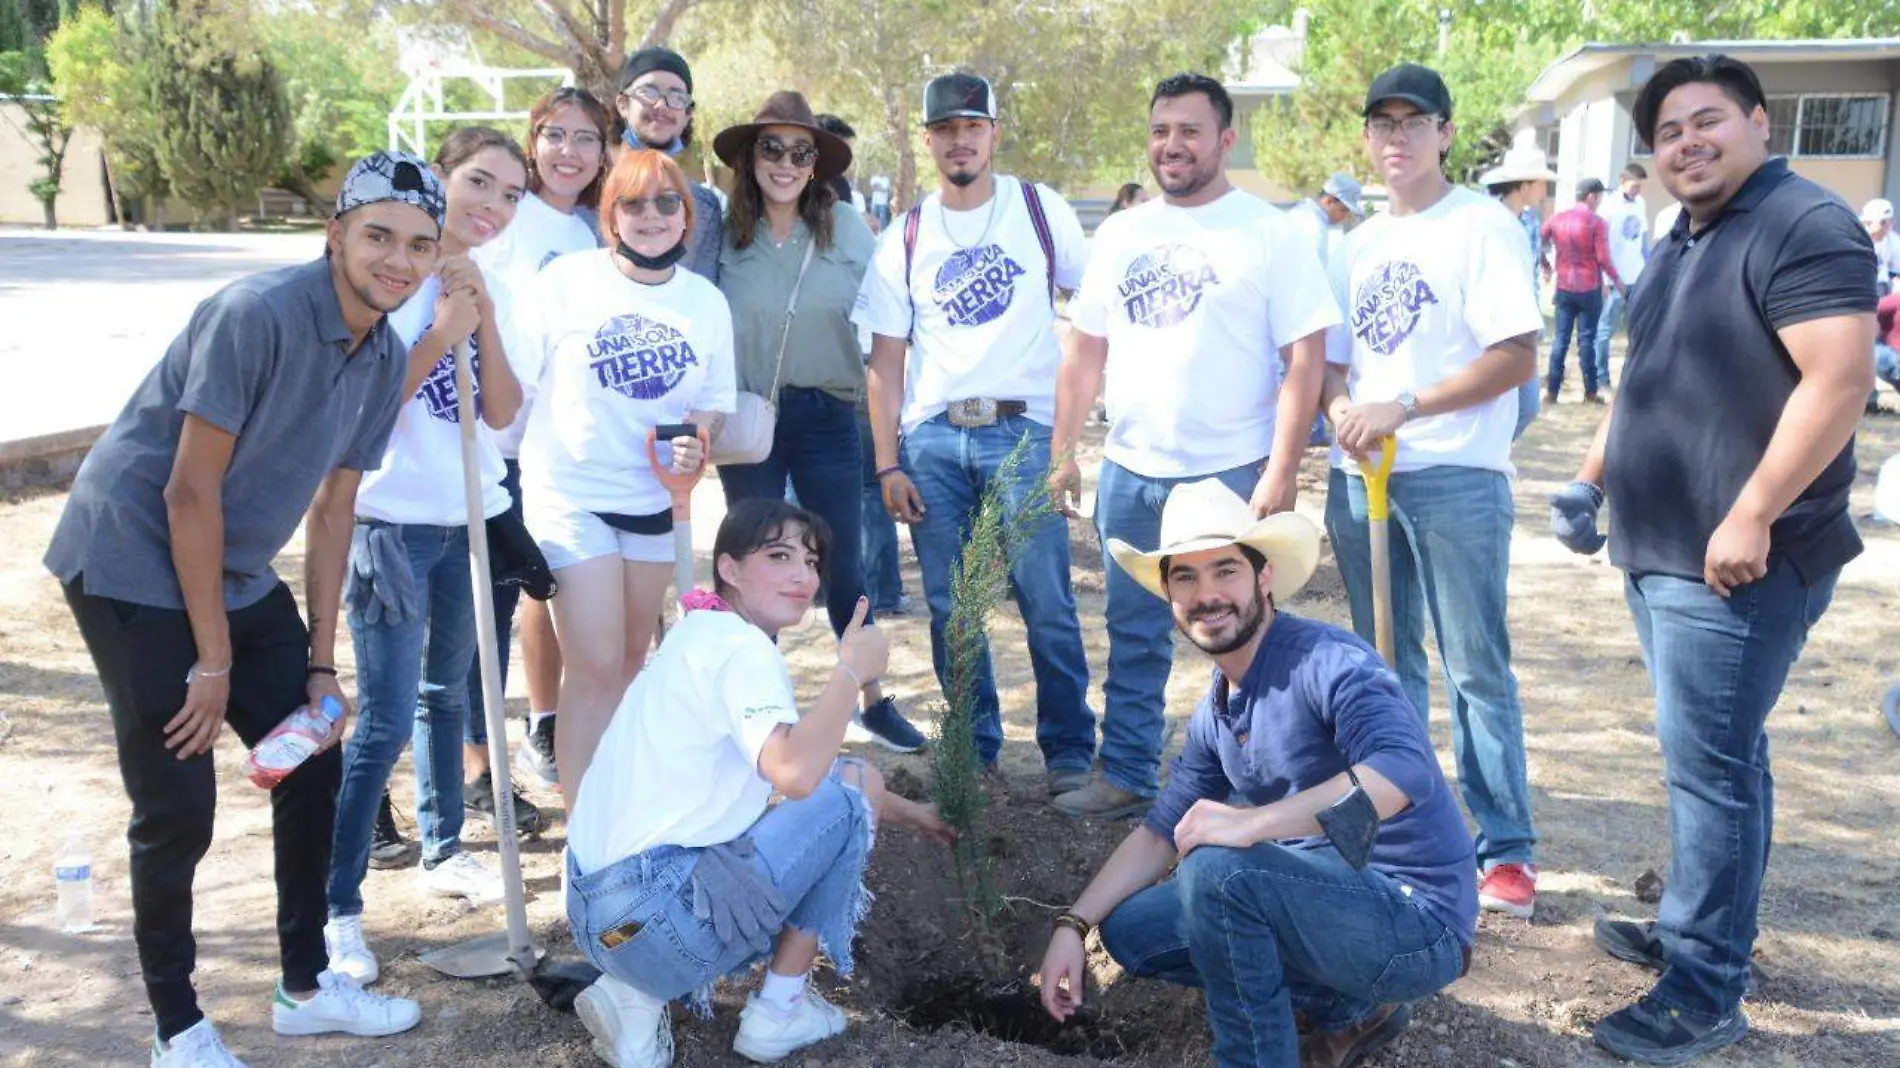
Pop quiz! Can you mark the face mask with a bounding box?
[617,238,687,271]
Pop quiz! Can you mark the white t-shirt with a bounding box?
[472,192,602,458]
[356,271,513,526]
[1873,230,1900,284]
[566,609,801,873]
[1327,186,1543,476]
[852,175,1087,432]
[1071,190,1342,478]
[1599,192,1649,285]
[515,250,737,517]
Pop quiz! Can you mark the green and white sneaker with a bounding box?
[152,1019,247,1068]
[270,969,422,1037]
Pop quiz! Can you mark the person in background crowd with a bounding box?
[815,113,878,230]
[1108,182,1148,214]
[325,129,530,987]
[856,71,1098,793]
[1286,172,1364,264]
[1653,200,1682,246]
[564,500,951,1068]
[1049,73,1340,818]
[1593,163,1650,392]
[1861,198,1900,294]
[610,46,723,280]
[43,151,439,1066]
[516,149,736,813]
[1552,54,1875,1064]
[712,90,925,753]
[1875,289,1900,411]
[1540,177,1624,404]
[1323,62,1545,921]
[1480,132,1558,440]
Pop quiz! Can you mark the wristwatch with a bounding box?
[1395,392,1419,423]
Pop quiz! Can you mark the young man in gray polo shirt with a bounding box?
[44,153,445,1067]
[1552,55,1875,1064]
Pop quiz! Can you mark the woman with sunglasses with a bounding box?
[709,91,926,754]
[516,149,735,813]
[325,127,529,984]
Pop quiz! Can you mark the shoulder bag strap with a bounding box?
[902,204,924,342]
[1020,180,1056,304]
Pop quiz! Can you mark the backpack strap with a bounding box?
[1020,179,1057,304]
[902,204,924,341]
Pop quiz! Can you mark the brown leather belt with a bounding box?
[946,398,1026,427]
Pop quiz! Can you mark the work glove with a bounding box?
[689,838,786,953]
[487,511,558,601]
[344,523,420,626]
[1550,481,1608,555]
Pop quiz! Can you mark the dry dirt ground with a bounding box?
[2,405,1898,1068]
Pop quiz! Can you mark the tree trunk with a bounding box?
[41,200,56,229]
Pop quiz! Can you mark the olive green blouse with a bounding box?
[717,201,877,403]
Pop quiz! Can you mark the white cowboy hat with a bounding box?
[1478,129,1558,187]
[1106,479,1322,604]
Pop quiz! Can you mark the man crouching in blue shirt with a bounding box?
[1035,478,1478,1068]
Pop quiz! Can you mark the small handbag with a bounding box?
[710,239,817,467]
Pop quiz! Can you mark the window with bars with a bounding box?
[1630,92,1890,159]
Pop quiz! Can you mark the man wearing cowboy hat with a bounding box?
[1480,132,1558,440]
[1034,479,1476,1068]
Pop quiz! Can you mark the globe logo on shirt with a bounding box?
[1118,245,1220,328]
[415,338,480,423]
[1621,215,1642,241]
[587,314,699,400]
[538,250,561,270]
[933,244,1027,327]
[1351,260,1440,356]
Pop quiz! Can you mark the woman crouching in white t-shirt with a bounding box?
[516,149,735,811]
[566,498,952,1066]
[326,127,529,980]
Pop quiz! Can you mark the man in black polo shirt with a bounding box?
[1549,56,1875,1065]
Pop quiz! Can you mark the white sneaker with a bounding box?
[731,990,847,1063]
[574,975,673,1068]
[419,851,504,902]
[270,969,422,1037]
[151,1019,248,1068]
[323,915,379,985]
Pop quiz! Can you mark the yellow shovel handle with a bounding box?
[1364,436,1397,521]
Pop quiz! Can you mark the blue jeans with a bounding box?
[1101,842,1467,1068]
[1592,285,1625,390]
[901,413,1095,771]
[1875,343,1900,393]
[466,459,522,747]
[330,522,479,917]
[1623,557,1837,1022]
[1547,288,1603,396]
[1324,467,1535,867]
[566,769,873,1002]
[1094,457,1263,796]
[857,405,905,610]
[721,388,867,638]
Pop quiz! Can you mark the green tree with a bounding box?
[44,2,168,225]
[148,7,290,229]
[258,6,402,216]
[0,48,74,227]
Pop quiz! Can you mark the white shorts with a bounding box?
[527,501,673,570]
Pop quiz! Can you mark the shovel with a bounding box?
[418,340,543,980]
[647,423,712,614]
[1365,436,1398,667]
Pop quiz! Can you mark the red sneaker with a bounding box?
[1479,863,1538,919]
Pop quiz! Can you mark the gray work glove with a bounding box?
[344,523,420,626]
[1550,481,1608,555]
[689,838,786,953]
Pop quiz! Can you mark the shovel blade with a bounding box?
[419,931,545,980]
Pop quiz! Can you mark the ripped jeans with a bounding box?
[566,766,874,1005]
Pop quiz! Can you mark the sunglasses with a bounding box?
[756,135,819,169]
[616,192,685,217]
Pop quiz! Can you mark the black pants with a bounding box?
[63,579,336,1040]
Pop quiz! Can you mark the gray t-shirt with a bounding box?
[45,258,407,610]
[682,183,725,283]
[719,201,876,402]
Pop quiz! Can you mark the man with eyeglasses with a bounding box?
[613,46,723,280]
[855,71,1099,797]
[1320,63,1545,922]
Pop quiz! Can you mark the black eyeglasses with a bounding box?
[756,135,819,169]
[616,192,685,217]
[626,84,692,111]
[535,125,604,151]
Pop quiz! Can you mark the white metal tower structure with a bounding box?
[386,30,573,155]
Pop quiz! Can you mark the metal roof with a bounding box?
[1527,37,1900,103]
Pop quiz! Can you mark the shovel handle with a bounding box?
[646,425,711,520]
[1363,436,1397,521]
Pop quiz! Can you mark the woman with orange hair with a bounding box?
[515,149,735,809]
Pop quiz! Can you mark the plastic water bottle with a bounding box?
[241,696,345,789]
[54,835,94,932]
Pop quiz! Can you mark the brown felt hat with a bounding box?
[712,90,853,183]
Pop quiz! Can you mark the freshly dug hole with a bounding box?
[894,974,1158,1059]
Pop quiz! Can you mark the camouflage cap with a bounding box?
[335,151,445,229]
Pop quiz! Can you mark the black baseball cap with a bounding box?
[1576,177,1607,198]
[923,73,998,126]
[1364,63,1453,119]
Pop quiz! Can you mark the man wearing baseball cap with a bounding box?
[1035,479,1476,1068]
[612,45,724,279]
[44,151,442,1065]
[1861,197,1899,293]
[856,71,1099,795]
[1540,177,1624,403]
[1321,62,1545,922]
[1288,171,1364,268]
